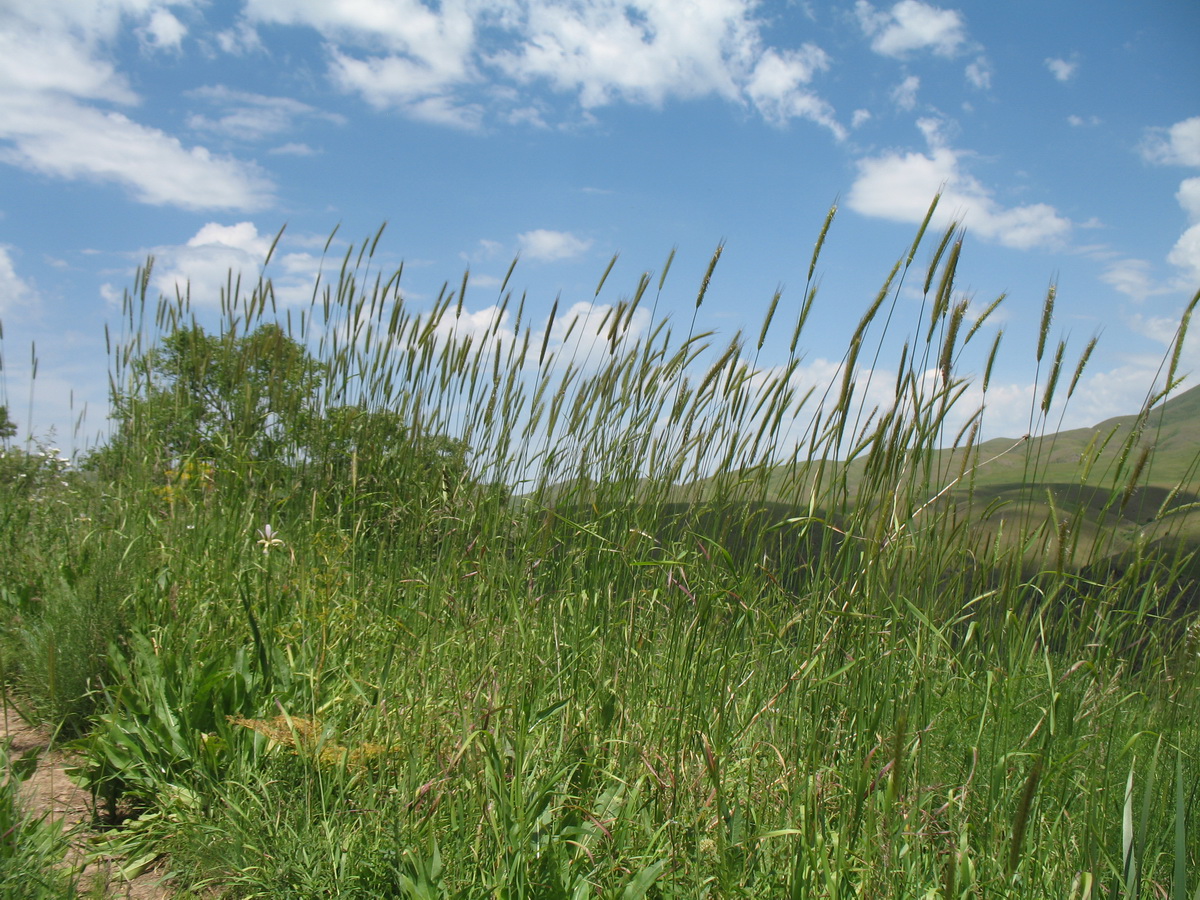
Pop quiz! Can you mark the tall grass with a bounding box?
[2,199,1197,896]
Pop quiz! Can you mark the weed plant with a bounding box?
[0,737,79,898]
[2,198,1198,897]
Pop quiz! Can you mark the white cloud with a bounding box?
[518,230,594,262]
[540,299,652,364]
[138,9,187,52]
[852,108,872,128]
[1101,258,1161,303]
[269,142,318,156]
[215,21,263,55]
[965,56,990,89]
[1067,114,1101,128]
[244,0,844,133]
[491,0,756,108]
[1168,224,1200,287]
[1141,116,1200,168]
[1141,120,1200,288]
[0,246,39,318]
[855,0,967,59]
[745,46,844,136]
[890,74,920,110]
[187,85,344,142]
[846,118,1072,250]
[1177,176,1200,220]
[0,94,273,211]
[246,0,479,122]
[1044,57,1077,82]
[420,297,651,378]
[148,222,323,308]
[0,1,274,211]
[0,21,134,102]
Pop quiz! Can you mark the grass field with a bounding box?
[2,201,1198,898]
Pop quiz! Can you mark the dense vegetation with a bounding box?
[2,201,1198,898]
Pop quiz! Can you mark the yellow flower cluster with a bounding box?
[228,714,392,769]
[156,459,215,510]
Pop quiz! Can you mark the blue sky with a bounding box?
[1,0,1198,456]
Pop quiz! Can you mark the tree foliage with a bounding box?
[0,405,16,442]
[109,323,324,464]
[100,322,479,534]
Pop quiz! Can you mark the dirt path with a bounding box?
[2,704,175,899]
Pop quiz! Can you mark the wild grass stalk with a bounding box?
[1,206,1197,896]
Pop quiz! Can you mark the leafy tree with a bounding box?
[107,323,324,467]
[98,323,487,534]
[0,405,15,443]
[301,405,470,533]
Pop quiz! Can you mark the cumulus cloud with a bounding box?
[1140,116,1200,167]
[1168,177,1200,285]
[489,0,754,108]
[245,0,480,124]
[1044,56,1077,82]
[855,0,967,59]
[138,9,187,52]
[242,0,845,133]
[745,46,844,136]
[0,1,274,211]
[965,56,991,89]
[1141,118,1200,287]
[420,296,652,378]
[146,222,323,308]
[518,230,594,262]
[890,74,920,110]
[846,118,1072,250]
[0,246,39,318]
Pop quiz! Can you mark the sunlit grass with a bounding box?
[1,198,1198,897]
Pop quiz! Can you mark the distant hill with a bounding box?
[531,383,1200,578]
[751,381,1200,568]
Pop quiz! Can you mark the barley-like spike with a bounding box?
[758,288,782,351]
[1120,444,1153,512]
[853,264,897,348]
[499,255,520,297]
[963,293,1005,345]
[939,299,968,385]
[894,341,910,397]
[696,242,725,309]
[1036,281,1057,364]
[1166,286,1200,391]
[457,269,469,318]
[907,193,940,268]
[658,246,676,292]
[596,253,620,297]
[923,222,958,297]
[539,296,560,368]
[927,239,962,342]
[982,330,1004,394]
[790,281,819,355]
[322,223,341,255]
[368,221,387,259]
[264,224,286,268]
[808,203,837,283]
[1066,335,1099,399]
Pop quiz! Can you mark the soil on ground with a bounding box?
[2,704,175,899]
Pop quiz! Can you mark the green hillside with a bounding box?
[674,382,1200,578]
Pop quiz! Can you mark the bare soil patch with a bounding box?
[1,704,174,899]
